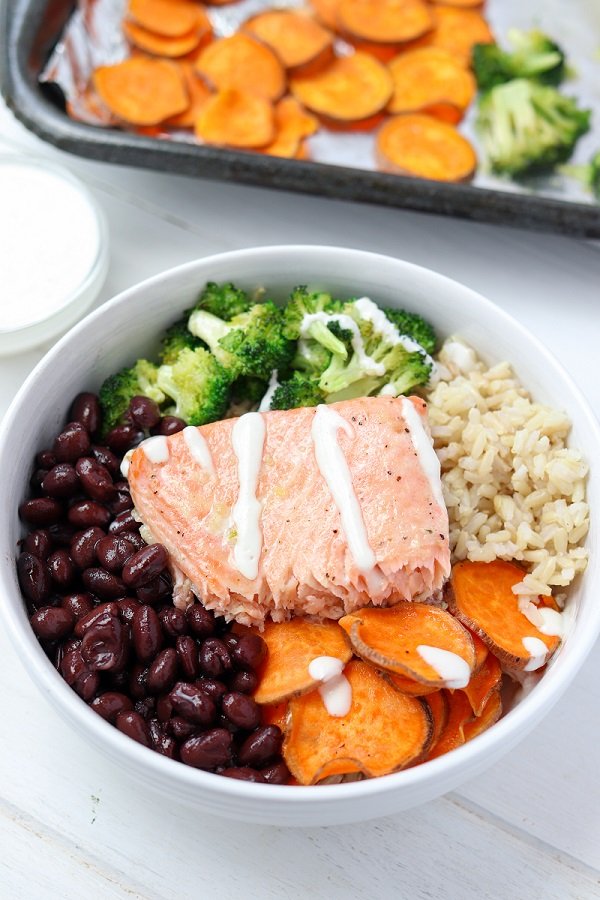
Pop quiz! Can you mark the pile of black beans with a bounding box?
[17,392,289,785]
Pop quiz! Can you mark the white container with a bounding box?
[0,156,108,355]
[0,246,598,826]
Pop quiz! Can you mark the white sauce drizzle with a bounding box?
[521,601,567,639]
[401,397,445,512]
[353,296,437,378]
[311,405,376,574]
[231,412,266,581]
[416,645,471,689]
[522,636,549,671]
[140,435,169,464]
[258,369,280,412]
[183,426,215,476]
[300,312,385,377]
[308,656,352,717]
[120,449,134,478]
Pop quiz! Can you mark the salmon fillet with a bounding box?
[127,397,450,627]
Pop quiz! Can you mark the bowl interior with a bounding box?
[0,245,598,825]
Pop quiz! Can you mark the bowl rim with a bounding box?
[1,243,598,805]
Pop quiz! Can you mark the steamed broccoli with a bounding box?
[159,318,203,365]
[193,282,251,320]
[561,150,600,199]
[292,338,331,376]
[188,301,294,381]
[282,286,348,358]
[477,79,590,176]
[473,29,566,91]
[383,309,436,355]
[270,372,325,410]
[156,347,230,425]
[99,359,165,434]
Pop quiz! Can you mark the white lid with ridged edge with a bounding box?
[0,155,109,355]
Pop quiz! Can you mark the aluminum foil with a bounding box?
[41,0,600,206]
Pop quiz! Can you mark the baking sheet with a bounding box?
[40,0,600,208]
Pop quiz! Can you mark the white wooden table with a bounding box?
[2,96,600,900]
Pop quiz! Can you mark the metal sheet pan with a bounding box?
[2,0,600,237]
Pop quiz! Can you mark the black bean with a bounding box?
[176,636,199,680]
[156,693,174,723]
[47,522,76,547]
[22,529,52,560]
[261,760,291,785]
[82,568,126,600]
[153,416,186,436]
[158,606,188,639]
[17,553,51,604]
[19,497,63,527]
[146,648,178,694]
[229,669,258,694]
[109,491,134,515]
[95,535,135,573]
[237,726,282,768]
[169,682,216,726]
[36,449,56,469]
[61,592,95,622]
[90,691,133,722]
[232,633,267,671]
[186,604,215,639]
[68,500,111,529]
[132,605,163,662]
[199,638,232,677]
[41,463,79,499]
[221,692,260,731]
[30,606,74,641]
[116,596,141,623]
[30,468,49,491]
[60,648,100,701]
[105,424,143,454]
[180,729,232,769]
[136,574,171,605]
[109,510,140,535]
[135,697,156,719]
[75,457,116,502]
[195,678,227,704]
[122,544,168,589]
[53,422,90,462]
[69,393,101,435]
[221,767,266,783]
[75,602,120,638]
[129,663,149,700]
[115,711,151,747]
[129,396,161,429]
[70,526,105,569]
[47,549,75,588]
[120,530,145,552]
[148,721,177,759]
[167,717,197,740]
[90,445,120,478]
[81,610,129,671]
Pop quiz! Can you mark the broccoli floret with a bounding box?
[193,282,251,320]
[159,318,203,365]
[561,150,600,199]
[282,286,348,358]
[156,347,230,426]
[188,302,294,382]
[382,309,436,355]
[292,339,331,376]
[270,372,324,410]
[477,79,590,176]
[473,29,565,91]
[99,359,165,434]
[231,376,267,405]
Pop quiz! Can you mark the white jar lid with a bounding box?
[0,156,109,355]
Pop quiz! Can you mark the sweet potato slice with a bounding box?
[195,89,274,148]
[93,57,188,126]
[388,48,475,117]
[471,630,489,674]
[243,11,334,76]
[166,62,212,128]
[339,603,475,687]
[309,0,340,29]
[123,21,204,57]
[385,673,440,697]
[290,52,393,125]
[425,690,448,750]
[376,114,477,182]
[338,0,433,45]
[253,619,352,705]
[462,652,502,716]
[195,34,286,101]
[463,690,502,741]
[127,0,208,38]
[449,561,560,670]
[259,96,319,158]
[422,7,493,63]
[434,0,484,7]
[426,689,472,760]
[284,660,432,783]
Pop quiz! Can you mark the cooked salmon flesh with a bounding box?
[127,396,450,627]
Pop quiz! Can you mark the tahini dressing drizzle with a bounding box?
[308,656,352,716]
[183,426,215,476]
[416,645,471,689]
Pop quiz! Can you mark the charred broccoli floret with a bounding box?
[156,347,230,425]
[99,359,165,434]
[477,79,590,176]
[473,29,566,92]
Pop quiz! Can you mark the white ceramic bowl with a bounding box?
[0,246,598,827]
